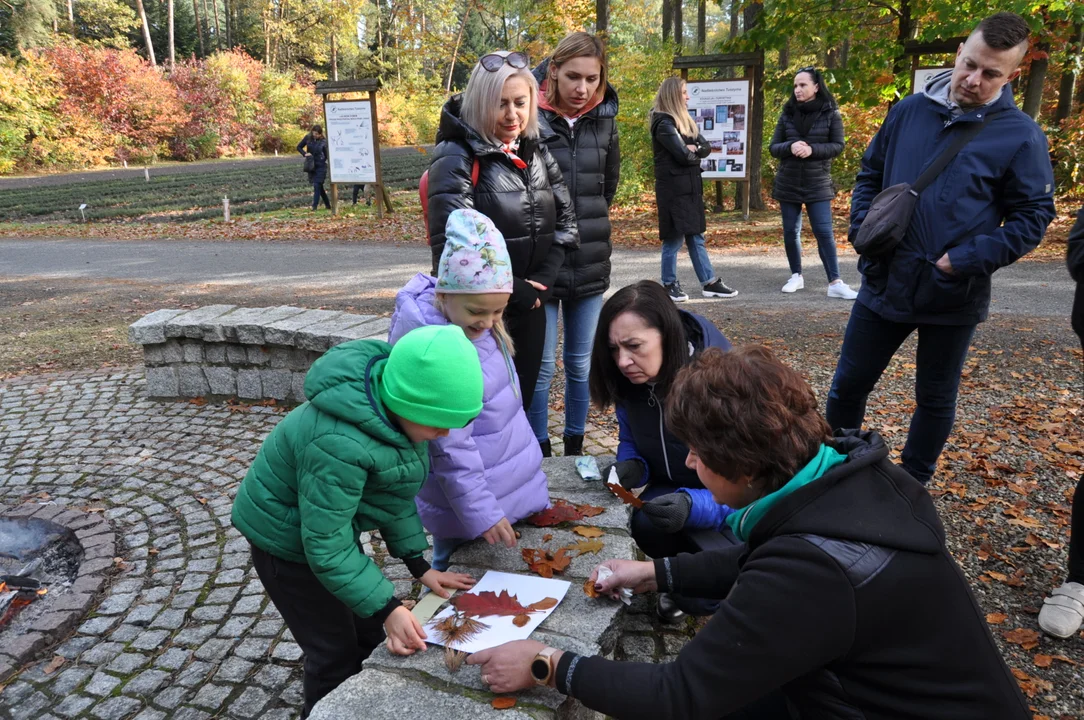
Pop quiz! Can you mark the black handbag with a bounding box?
[852,115,990,258]
[303,154,315,174]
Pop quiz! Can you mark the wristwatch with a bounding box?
[530,646,559,686]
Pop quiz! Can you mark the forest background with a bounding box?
[1,0,1082,206]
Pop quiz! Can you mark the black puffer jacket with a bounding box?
[768,99,844,204]
[651,113,710,238]
[427,95,579,313]
[534,60,621,300]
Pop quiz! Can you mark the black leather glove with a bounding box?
[641,493,692,534]
[604,460,644,490]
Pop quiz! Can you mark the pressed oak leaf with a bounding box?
[452,590,527,618]
[572,526,605,538]
[522,547,572,578]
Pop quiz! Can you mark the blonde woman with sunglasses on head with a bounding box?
[427,50,579,411]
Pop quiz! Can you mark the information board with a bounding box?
[685,79,750,180]
[912,67,952,94]
[324,100,377,184]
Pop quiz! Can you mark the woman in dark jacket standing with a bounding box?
[588,281,734,620]
[426,51,579,409]
[769,67,856,299]
[527,32,620,457]
[651,76,737,303]
[297,124,331,211]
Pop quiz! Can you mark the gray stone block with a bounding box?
[205,366,237,396]
[226,344,248,365]
[128,309,188,345]
[290,348,316,371]
[161,339,184,364]
[327,317,393,347]
[263,309,343,346]
[542,456,615,493]
[237,369,262,399]
[164,305,237,339]
[295,314,384,352]
[145,367,178,398]
[142,343,166,365]
[246,346,270,365]
[261,370,292,400]
[310,668,539,720]
[267,347,292,369]
[182,342,203,363]
[449,526,636,579]
[212,306,308,344]
[203,343,227,363]
[178,366,210,397]
[291,373,307,402]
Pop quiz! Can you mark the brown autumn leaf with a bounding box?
[567,538,605,557]
[605,481,644,508]
[491,697,517,710]
[525,597,558,613]
[197,497,208,505]
[1033,654,1053,668]
[526,500,587,527]
[542,533,553,543]
[522,547,572,578]
[985,612,1007,625]
[583,578,600,598]
[42,655,66,675]
[444,647,467,673]
[1001,627,1041,650]
[452,590,527,618]
[512,614,530,627]
[572,526,605,538]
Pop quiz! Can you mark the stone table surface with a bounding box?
[0,368,698,720]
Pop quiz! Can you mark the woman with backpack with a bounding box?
[527,32,620,457]
[768,67,857,299]
[651,77,737,302]
[297,125,331,211]
[426,50,579,410]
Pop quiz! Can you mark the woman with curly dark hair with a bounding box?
[468,345,1033,720]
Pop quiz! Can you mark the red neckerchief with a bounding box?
[537,77,605,120]
[500,140,528,169]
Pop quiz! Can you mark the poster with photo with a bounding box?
[686,80,750,180]
[912,66,952,94]
[324,100,378,184]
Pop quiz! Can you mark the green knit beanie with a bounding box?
[380,325,483,429]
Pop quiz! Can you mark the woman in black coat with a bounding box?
[769,67,855,299]
[297,124,331,211]
[527,32,620,457]
[426,50,579,410]
[1039,206,1084,639]
[651,76,736,303]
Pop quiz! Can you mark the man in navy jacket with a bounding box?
[826,12,1056,484]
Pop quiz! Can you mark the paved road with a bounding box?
[0,146,432,190]
[0,237,1074,317]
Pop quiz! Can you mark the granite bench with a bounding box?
[127,306,390,402]
[310,457,642,720]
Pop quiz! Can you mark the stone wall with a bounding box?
[128,306,390,402]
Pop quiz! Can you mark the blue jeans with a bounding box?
[779,200,840,282]
[431,536,468,572]
[825,301,976,484]
[661,233,716,286]
[312,180,330,210]
[528,294,605,442]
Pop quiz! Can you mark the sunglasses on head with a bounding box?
[798,65,817,75]
[480,52,529,72]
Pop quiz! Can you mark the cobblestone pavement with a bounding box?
[0,368,632,720]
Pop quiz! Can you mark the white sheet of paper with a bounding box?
[607,466,620,487]
[410,590,452,625]
[423,571,571,653]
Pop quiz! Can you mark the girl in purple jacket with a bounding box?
[389,209,549,570]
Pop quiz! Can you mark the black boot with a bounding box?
[562,434,584,456]
[539,439,552,458]
[656,593,685,623]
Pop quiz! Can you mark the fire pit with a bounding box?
[0,504,116,677]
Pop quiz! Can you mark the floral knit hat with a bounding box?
[436,209,514,294]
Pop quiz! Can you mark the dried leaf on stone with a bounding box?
[583,578,600,598]
[985,612,1007,624]
[572,526,604,538]
[512,614,530,627]
[567,538,605,557]
[1001,627,1040,650]
[525,597,558,613]
[526,499,601,527]
[491,697,517,709]
[1033,654,1053,668]
[522,547,572,578]
[42,655,65,675]
[542,533,553,543]
[443,647,467,673]
[605,481,644,508]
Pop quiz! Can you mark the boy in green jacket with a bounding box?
[232,325,481,717]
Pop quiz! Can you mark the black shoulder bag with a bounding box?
[852,115,990,258]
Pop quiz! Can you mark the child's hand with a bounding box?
[384,605,427,655]
[419,569,476,599]
[482,518,517,548]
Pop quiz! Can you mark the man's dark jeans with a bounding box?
[250,544,385,718]
[826,300,976,484]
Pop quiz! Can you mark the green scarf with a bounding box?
[726,444,848,542]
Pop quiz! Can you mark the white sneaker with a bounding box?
[781,274,804,293]
[827,281,858,300]
[1039,581,1084,638]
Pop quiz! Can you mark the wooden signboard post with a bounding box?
[314,79,393,217]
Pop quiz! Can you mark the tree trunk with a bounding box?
[743,2,765,210]
[673,0,683,51]
[211,0,222,49]
[696,0,705,52]
[192,0,205,56]
[135,0,157,65]
[893,0,915,76]
[779,38,789,70]
[167,0,175,68]
[729,0,739,39]
[1055,23,1083,123]
[201,0,212,50]
[446,1,473,92]
[330,33,338,80]
[66,0,74,26]
[1021,42,1049,120]
[662,0,671,43]
[596,0,607,38]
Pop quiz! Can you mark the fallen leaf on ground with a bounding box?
[42,656,65,675]
[1033,654,1052,668]
[491,697,517,709]
[572,526,604,538]
[985,612,1007,624]
[542,533,553,543]
[522,547,572,578]
[567,538,605,557]
[1001,627,1040,650]
[444,647,467,673]
[526,499,604,527]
